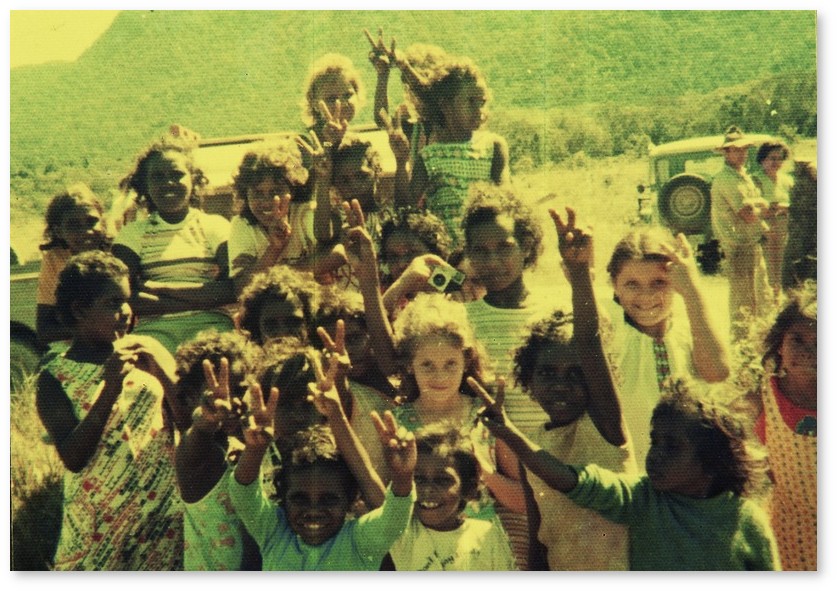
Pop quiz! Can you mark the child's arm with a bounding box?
[468,377,578,494]
[381,253,449,316]
[344,200,400,377]
[404,152,428,210]
[234,383,279,486]
[480,434,528,514]
[662,233,731,383]
[231,194,294,296]
[491,135,511,185]
[308,342,387,509]
[365,28,396,129]
[299,132,340,246]
[36,346,136,472]
[370,410,416,497]
[520,463,550,571]
[175,358,240,503]
[380,108,411,208]
[550,208,626,446]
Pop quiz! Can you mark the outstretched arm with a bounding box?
[365,28,396,129]
[234,383,279,486]
[299,131,340,246]
[380,107,411,207]
[469,377,578,494]
[549,207,626,446]
[662,233,731,382]
[370,410,416,497]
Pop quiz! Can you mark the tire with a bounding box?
[658,175,711,235]
[10,338,41,395]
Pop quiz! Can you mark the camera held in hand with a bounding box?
[427,264,466,293]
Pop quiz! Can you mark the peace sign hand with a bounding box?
[342,200,377,282]
[469,376,510,435]
[371,410,417,479]
[364,27,397,75]
[265,193,293,248]
[549,207,594,269]
[296,130,332,180]
[191,358,237,434]
[317,100,349,147]
[241,383,279,448]
[379,107,410,164]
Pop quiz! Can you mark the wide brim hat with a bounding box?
[716,125,755,150]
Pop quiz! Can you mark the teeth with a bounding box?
[419,501,440,509]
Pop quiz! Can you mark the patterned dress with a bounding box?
[44,354,183,570]
[420,132,497,243]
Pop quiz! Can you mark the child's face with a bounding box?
[284,464,352,546]
[529,344,587,428]
[59,203,106,254]
[257,297,307,344]
[341,317,372,379]
[313,73,357,124]
[146,151,193,223]
[646,414,714,498]
[74,276,133,344]
[466,214,526,293]
[613,260,674,336]
[413,452,465,531]
[382,230,430,281]
[410,336,466,405]
[333,153,377,211]
[247,176,291,231]
[779,319,817,400]
[441,78,486,133]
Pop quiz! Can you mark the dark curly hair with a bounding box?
[606,227,676,283]
[762,280,817,372]
[393,293,489,403]
[271,425,359,506]
[301,54,365,128]
[41,183,109,252]
[756,141,790,164]
[379,207,453,265]
[332,134,384,210]
[311,286,365,349]
[175,329,255,412]
[54,251,129,329]
[652,380,762,497]
[405,55,489,129]
[118,136,207,214]
[462,183,544,270]
[512,310,576,392]
[415,421,481,509]
[237,266,320,345]
[233,138,310,223]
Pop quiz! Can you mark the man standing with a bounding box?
[710,125,770,340]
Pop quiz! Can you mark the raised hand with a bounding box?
[265,193,293,248]
[297,130,332,180]
[342,199,377,278]
[308,321,351,420]
[316,319,352,374]
[371,410,416,478]
[241,383,279,448]
[379,107,410,164]
[191,358,239,434]
[468,376,509,433]
[364,27,397,75]
[549,206,594,268]
[317,100,349,147]
[659,233,701,295]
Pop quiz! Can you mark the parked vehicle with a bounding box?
[636,133,779,273]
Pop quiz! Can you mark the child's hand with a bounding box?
[371,410,417,478]
[191,358,243,434]
[364,27,396,75]
[102,345,138,389]
[379,107,410,164]
[265,194,293,248]
[317,101,349,147]
[316,319,353,376]
[241,383,279,449]
[342,200,378,282]
[469,376,510,434]
[549,207,594,269]
[659,233,701,296]
[396,253,450,294]
[297,131,332,181]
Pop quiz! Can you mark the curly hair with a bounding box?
[399,43,449,116]
[253,341,320,407]
[311,286,365,348]
[301,54,365,128]
[118,136,207,214]
[272,425,359,505]
[415,421,481,509]
[405,55,489,129]
[331,134,384,210]
[512,309,576,392]
[393,292,488,403]
[462,183,544,269]
[54,251,129,329]
[379,207,453,265]
[606,226,676,282]
[174,329,255,412]
[237,266,320,345]
[652,380,762,497]
[233,138,310,223]
[41,183,109,251]
[756,141,790,164]
[762,280,817,372]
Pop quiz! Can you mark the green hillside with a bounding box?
[10,10,816,217]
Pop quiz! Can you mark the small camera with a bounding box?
[428,264,466,293]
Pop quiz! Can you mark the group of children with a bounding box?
[31,28,815,572]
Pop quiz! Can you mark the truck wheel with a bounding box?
[659,175,711,235]
[10,338,41,395]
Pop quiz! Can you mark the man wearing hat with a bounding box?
[710,125,770,340]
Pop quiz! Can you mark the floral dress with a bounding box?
[44,354,183,570]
